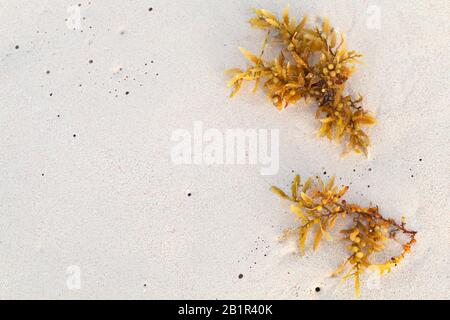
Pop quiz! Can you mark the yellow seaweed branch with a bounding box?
[227,7,376,156]
[272,174,417,297]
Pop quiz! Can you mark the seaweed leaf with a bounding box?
[313,224,323,250]
[239,47,260,64]
[271,186,290,199]
[291,174,300,199]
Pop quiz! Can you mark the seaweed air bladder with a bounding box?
[271,174,417,297]
[227,7,377,156]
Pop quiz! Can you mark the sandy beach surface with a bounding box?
[0,0,449,299]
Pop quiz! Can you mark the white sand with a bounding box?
[0,0,449,299]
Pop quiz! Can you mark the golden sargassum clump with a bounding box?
[271,175,417,297]
[227,8,377,156]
